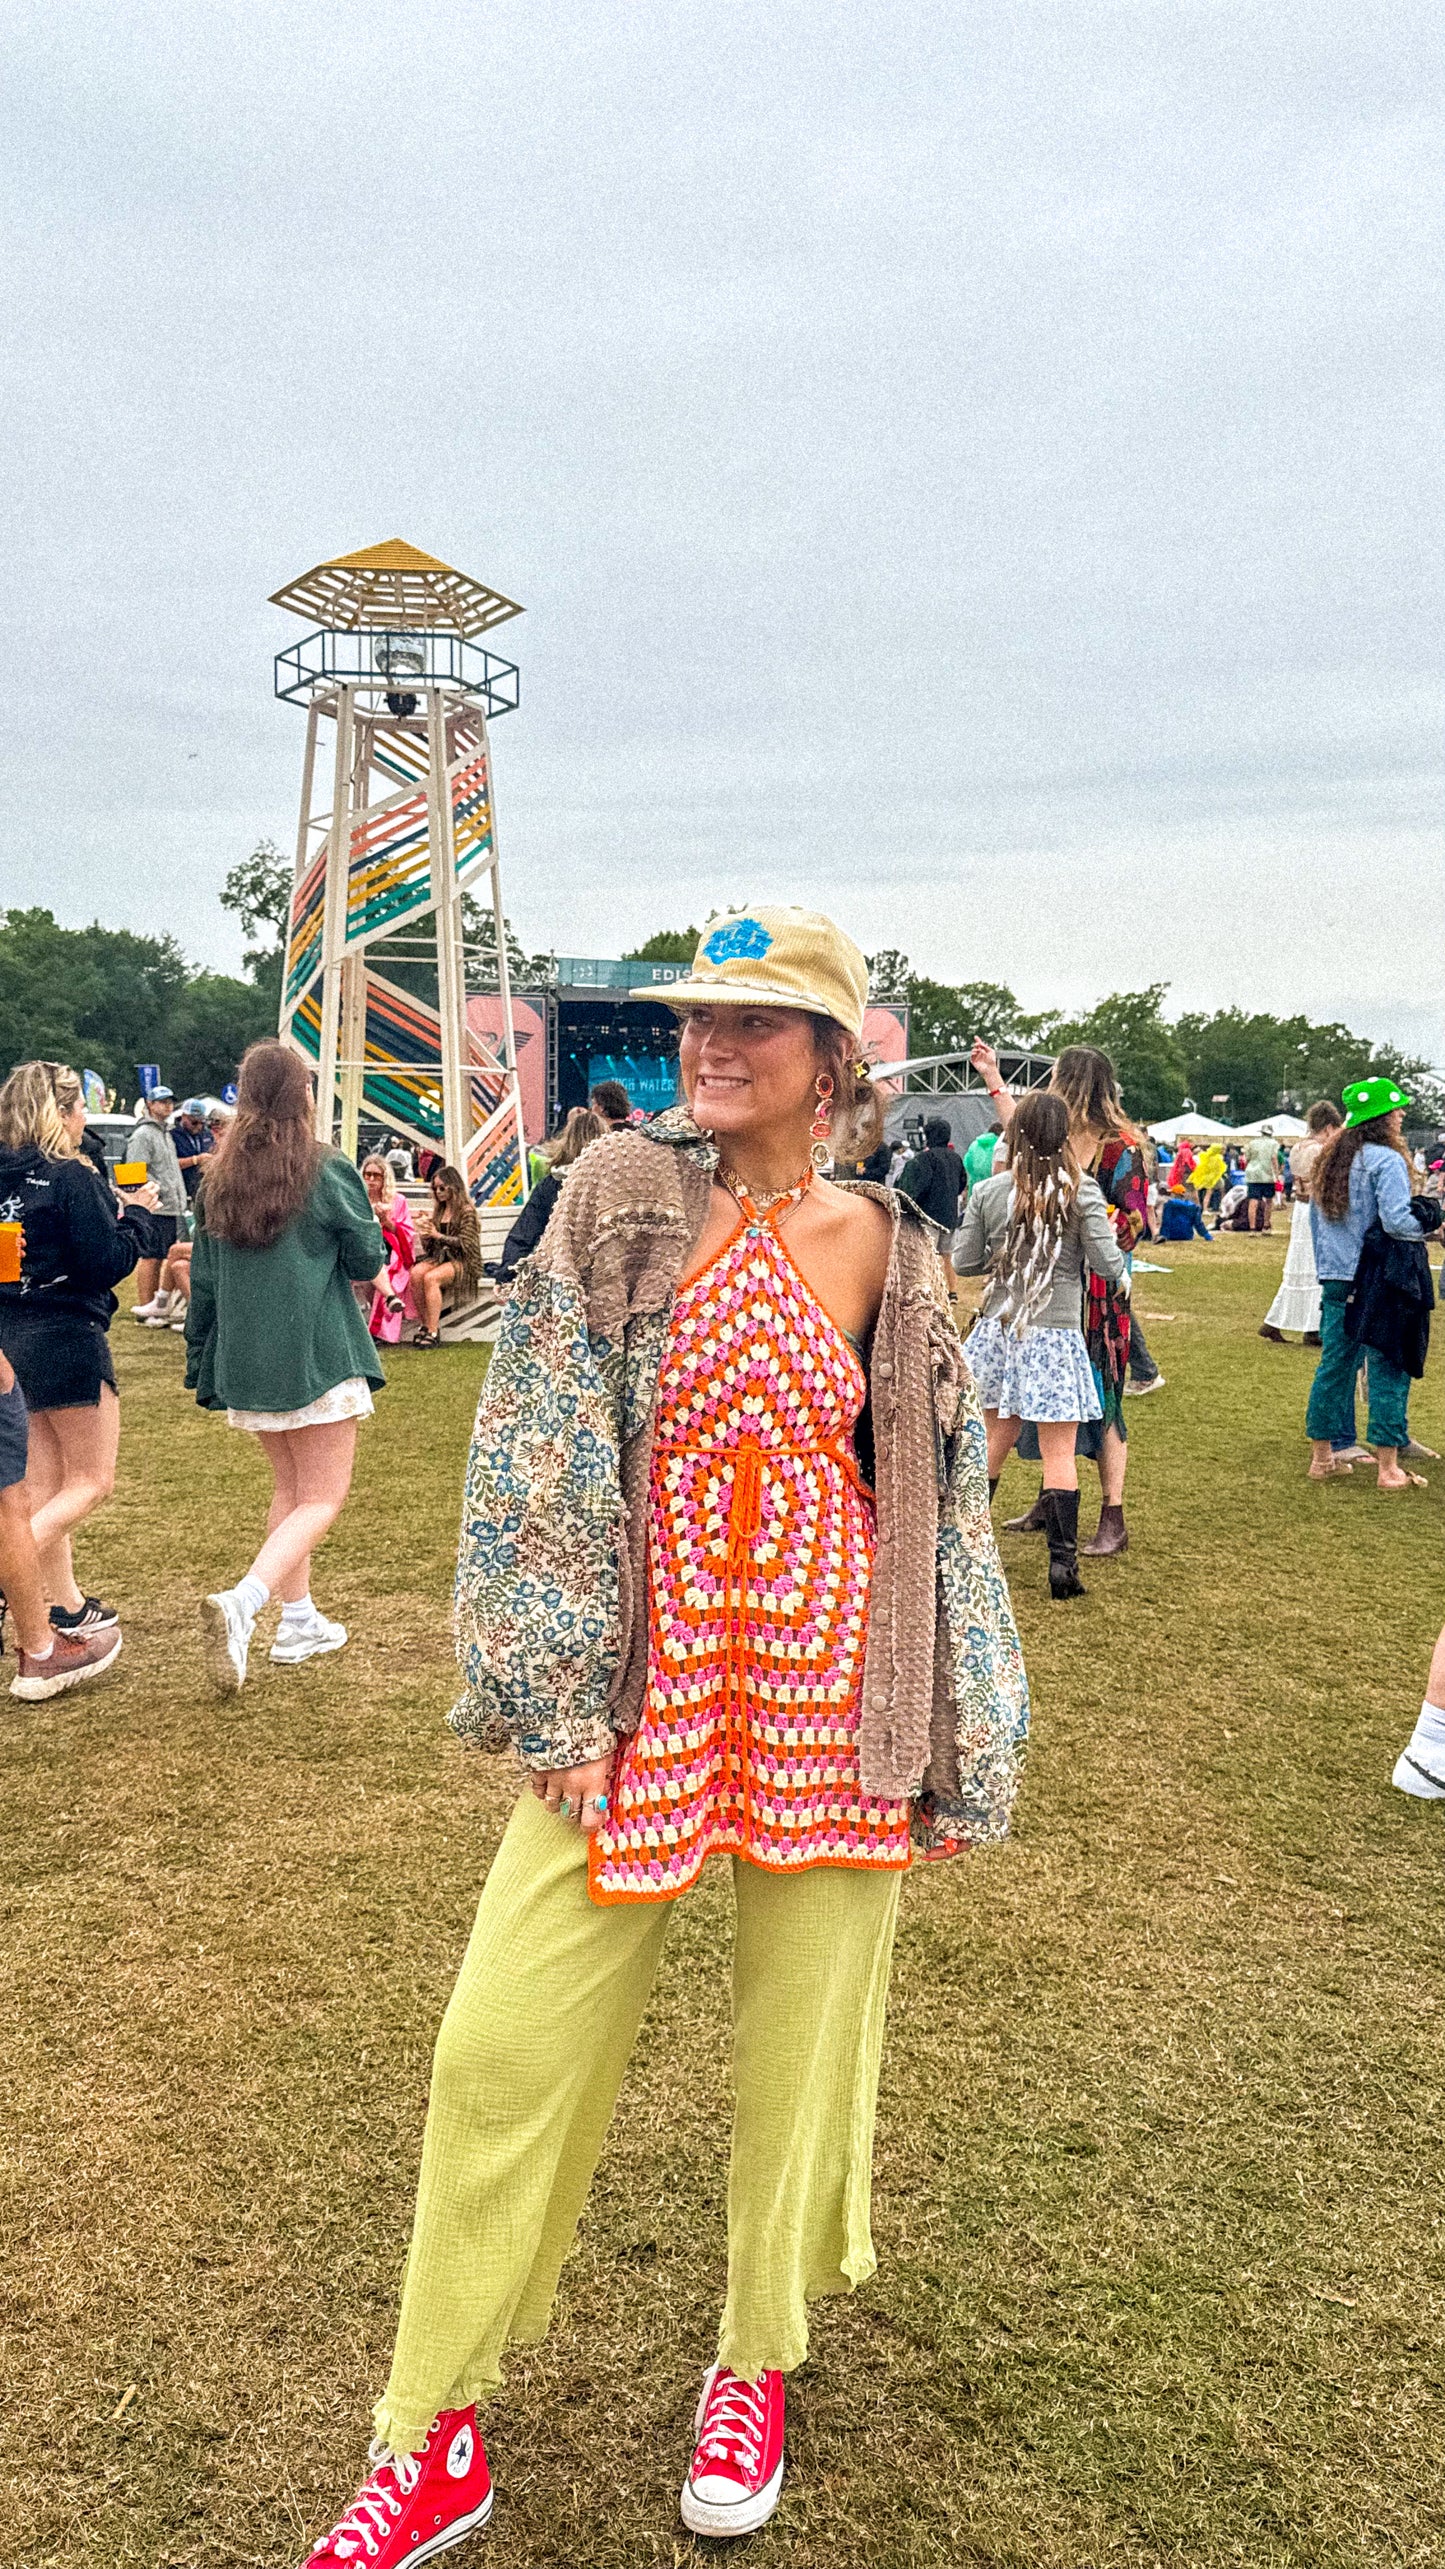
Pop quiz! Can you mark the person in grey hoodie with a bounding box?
[954,1088,1126,1598]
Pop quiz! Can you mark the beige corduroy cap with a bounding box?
[636,906,870,1038]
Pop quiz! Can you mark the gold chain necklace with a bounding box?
[718,1162,813,1216]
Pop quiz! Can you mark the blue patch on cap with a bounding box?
[704,917,773,966]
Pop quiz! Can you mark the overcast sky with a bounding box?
[3,0,1441,1057]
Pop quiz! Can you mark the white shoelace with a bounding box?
[696,2373,766,2473]
[313,2437,425,2560]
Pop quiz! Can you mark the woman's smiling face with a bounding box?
[677,1005,818,1141]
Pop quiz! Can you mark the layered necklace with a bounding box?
[718,1162,814,1218]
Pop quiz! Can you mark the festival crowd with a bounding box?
[0,907,1441,2557]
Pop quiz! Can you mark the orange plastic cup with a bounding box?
[0,1222,21,1283]
[113,1161,149,1188]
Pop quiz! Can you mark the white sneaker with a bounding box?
[270,1610,348,1664]
[200,1590,254,1693]
[680,2364,786,2538]
[1393,1738,1445,1797]
[133,1296,168,1322]
[169,1305,189,1331]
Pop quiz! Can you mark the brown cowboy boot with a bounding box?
[1081,1502,1128,1557]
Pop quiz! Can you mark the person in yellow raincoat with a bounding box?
[1191,1142,1227,1211]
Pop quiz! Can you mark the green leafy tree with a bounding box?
[1172,1008,1294,1124]
[221,840,291,961]
[624,928,702,965]
[368,897,551,1005]
[0,909,107,1075]
[0,906,272,1101]
[168,972,279,1095]
[461,896,553,990]
[1171,1008,1441,1125]
[863,954,1041,1055]
[1047,986,1188,1124]
[221,839,292,1022]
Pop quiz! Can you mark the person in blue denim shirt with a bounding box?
[1306,1076,1423,1488]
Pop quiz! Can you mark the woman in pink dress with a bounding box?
[361,1154,418,1344]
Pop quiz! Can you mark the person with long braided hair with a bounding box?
[971,1042,1153,1555]
[954,1088,1126,1598]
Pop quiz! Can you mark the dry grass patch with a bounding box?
[2,1233,1443,2566]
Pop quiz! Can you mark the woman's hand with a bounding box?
[530,1754,616,1834]
[970,1039,1015,1123]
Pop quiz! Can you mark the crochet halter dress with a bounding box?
[589,1179,912,1904]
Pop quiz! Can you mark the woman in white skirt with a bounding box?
[184,1043,400,1690]
[1259,1100,1343,1345]
[955,1089,1126,1599]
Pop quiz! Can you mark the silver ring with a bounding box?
[594,1792,610,1813]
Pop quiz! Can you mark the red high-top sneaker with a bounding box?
[304,2408,492,2564]
[680,2362,785,2537]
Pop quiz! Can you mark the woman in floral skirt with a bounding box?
[954,1087,1127,1598]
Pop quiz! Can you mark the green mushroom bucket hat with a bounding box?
[1342,1075,1409,1130]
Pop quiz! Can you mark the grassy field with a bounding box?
[3,1232,1444,2569]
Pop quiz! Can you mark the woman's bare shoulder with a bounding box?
[820,1179,892,1263]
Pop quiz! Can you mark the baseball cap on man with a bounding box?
[181,1097,208,1117]
[1342,1075,1409,1130]
[148,1085,175,1103]
[636,905,869,1038]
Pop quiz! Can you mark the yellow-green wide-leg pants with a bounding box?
[375,1790,902,2454]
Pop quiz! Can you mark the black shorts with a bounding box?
[0,1312,117,1411]
[1246,1182,1275,1201]
[140,1212,182,1255]
[0,1380,27,1490]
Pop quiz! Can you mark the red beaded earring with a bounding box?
[810,1072,835,1172]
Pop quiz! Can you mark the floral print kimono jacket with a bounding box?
[450,1111,1029,1860]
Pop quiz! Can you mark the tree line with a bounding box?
[628,930,1442,1128]
[1,868,1435,1129]
[0,843,556,1105]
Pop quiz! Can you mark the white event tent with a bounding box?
[1230,1114,1309,1140]
[1148,1111,1310,1144]
[1147,1113,1232,1143]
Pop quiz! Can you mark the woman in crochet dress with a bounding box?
[301,908,1028,2562]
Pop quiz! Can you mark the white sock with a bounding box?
[280,1593,315,1624]
[26,1638,54,1662]
[233,1573,269,1623]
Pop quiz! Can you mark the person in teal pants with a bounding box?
[1305,1076,1424,1489]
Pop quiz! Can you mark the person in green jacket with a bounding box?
[184,1042,396,1692]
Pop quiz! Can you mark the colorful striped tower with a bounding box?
[269,540,528,1213]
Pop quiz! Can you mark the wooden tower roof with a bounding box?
[269,539,522,638]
